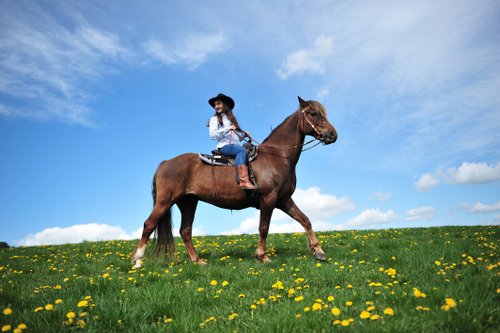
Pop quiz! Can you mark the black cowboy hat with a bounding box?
[208,93,235,110]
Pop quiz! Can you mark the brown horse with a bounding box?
[131,96,337,267]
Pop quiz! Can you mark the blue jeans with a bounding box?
[219,144,247,166]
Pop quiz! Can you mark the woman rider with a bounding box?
[208,93,256,190]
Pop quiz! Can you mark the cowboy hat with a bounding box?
[208,93,235,110]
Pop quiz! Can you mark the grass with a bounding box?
[0,226,499,332]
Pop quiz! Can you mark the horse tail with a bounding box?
[151,171,175,257]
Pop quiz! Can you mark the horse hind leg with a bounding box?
[177,196,206,265]
[131,202,172,268]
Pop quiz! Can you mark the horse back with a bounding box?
[154,153,257,209]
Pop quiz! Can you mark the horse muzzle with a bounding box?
[318,129,337,145]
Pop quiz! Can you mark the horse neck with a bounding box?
[260,111,305,165]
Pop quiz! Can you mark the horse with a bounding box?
[131,96,337,267]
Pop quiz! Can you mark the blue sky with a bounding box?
[1,0,499,246]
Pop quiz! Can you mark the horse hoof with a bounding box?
[194,259,207,265]
[256,255,272,263]
[133,259,143,269]
[315,253,327,262]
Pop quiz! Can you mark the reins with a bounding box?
[242,107,325,153]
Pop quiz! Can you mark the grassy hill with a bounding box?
[1,226,498,332]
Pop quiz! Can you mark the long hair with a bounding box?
[207,103,241,129]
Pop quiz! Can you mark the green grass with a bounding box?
[1,226,499,332]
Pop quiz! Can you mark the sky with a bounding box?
[1,0,499,247]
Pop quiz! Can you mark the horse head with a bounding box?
[298,96,337,144]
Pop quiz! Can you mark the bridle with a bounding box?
[300,106,324,139]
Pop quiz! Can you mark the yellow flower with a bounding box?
[413,288,427,298]
[238,294,246,299]
[55,299,63,304]
[2,325,12,332]
[304,307,310,312]
[250,304,257,310]
[345,301,353,307]
[76,320,85,329]
[445,298,457,308]
[327,296,335,302]
[17,324,27,330]
[222,281,229,287]
[77,300,88,308]
[360,311,371,319]
[312,303,322,311]
[44,304,54,311]
[197,287,205,292]
[384,307,394,316]
[210,280,217,286]
[341,320,350,327]
[370,314,380,320]
[294,295,304,302]
[2,308,12,315]
[67,311,76,319]
[34,307,43,313]
[288,288,296,297]
[331,307,341,316]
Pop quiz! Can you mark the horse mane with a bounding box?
[261,100,327,144]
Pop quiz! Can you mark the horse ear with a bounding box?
[298,96,306,106]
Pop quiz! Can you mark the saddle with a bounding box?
[199,142,258,166]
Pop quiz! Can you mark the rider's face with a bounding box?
[214,100,224,113]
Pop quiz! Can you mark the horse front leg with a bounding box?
[256,207,273,263]
[278,197,327,261]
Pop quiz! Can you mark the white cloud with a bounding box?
[415,173,440,192]
[342,208,397,229]
[276,35,334,80]
[462,201,500,214]
[415,162,500,191]
[405,206,436,221]
[222,187,354,235]
[17,223,206,247]
[18,223,137,246]
[143,32,226,69]
[448,162,500,184]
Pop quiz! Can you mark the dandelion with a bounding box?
[312,303,322,311]
[345,301,353,307]
[2,325,11,332]
[413,288,427,298]
[238,294,246,299]
[67,311,76,319]
[370,314,380,320]
[222,281,229,287]
[17,324,27,330]
[210,280,217,286]
[288,288,296,297]
[34,307,43,313]
[384,307,395,316]
[250,304,257,310]
[77,300,89,308]
[360,310,371,319]
[197,288,205,292]
[441,297,457,311]
[44,304,54,311]
[331,307,341,316]
[76,320,85,329]
[294,295,304,302]
[327,296,335,302]
[341,320,350,327]
[295,314,302,319]
[304,307,311,312]
[2,308,12,315]
[55,299,63,304]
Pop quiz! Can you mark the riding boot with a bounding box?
[237,165,256,190]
